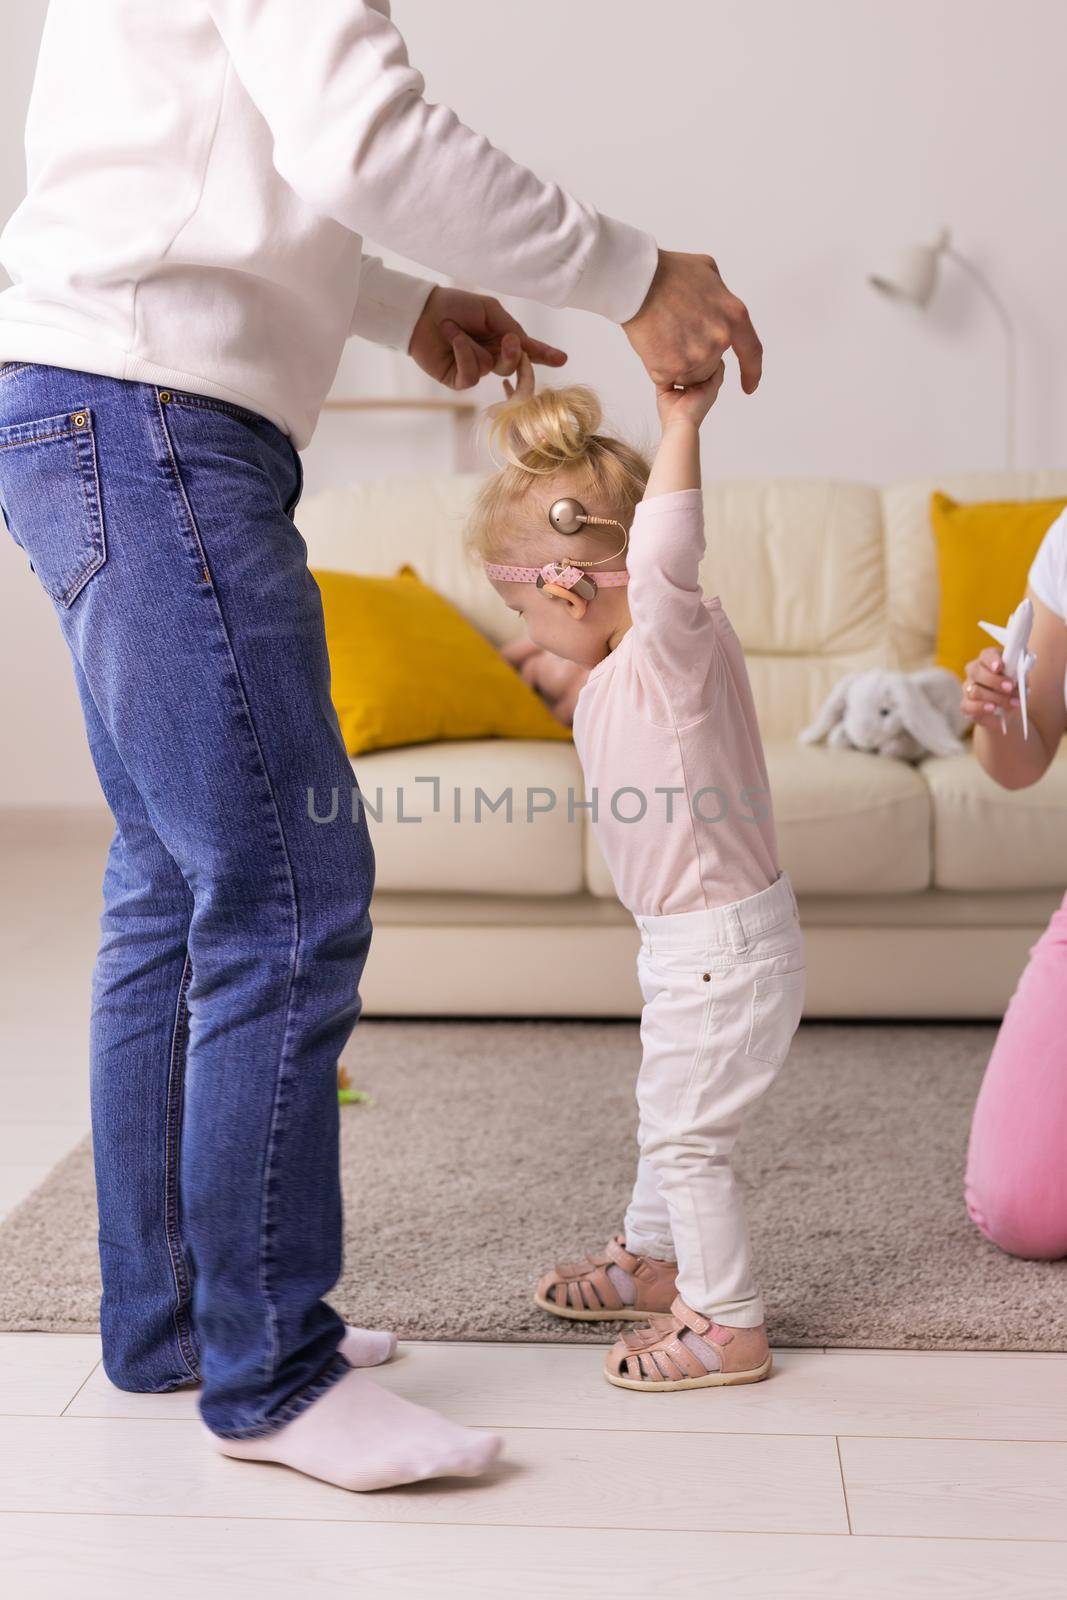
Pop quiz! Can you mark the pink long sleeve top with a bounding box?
[571,488,781,918]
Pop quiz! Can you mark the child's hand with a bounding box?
[501,350,535,404]
[486,350,535,423]
[655,361,725,431]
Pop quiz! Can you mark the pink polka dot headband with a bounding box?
[482,559,629,602]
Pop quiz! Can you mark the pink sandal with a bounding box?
[535,1235,678,1322]
[605,1296,772,1390]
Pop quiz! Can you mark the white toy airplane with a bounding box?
[978,597,1036,739]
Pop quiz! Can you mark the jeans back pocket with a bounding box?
[0,406,106,607]
[746,967,806,1068]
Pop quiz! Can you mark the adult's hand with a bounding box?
[623,250,763,393]
[408,285,567,391]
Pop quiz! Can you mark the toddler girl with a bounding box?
[469,362,805,1389]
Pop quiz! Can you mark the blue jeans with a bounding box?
[0,362,374,1436]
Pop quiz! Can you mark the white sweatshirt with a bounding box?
[0,0,659,448]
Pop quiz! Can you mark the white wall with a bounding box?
[2,0,1065,804]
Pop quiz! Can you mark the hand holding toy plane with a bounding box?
[978,598,1036,739]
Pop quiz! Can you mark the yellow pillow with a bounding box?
[313,563,571,755]
[930,492,1066,679]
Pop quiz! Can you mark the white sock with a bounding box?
[340,1325,398,1368]
[213,1368,503,1492]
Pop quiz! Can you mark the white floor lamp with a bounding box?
[868,227,1018,469]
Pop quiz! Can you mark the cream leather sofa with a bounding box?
[297,469,1067,1019]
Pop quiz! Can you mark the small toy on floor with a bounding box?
[337,1065,371,1106]
[978,598,1036,739]
[800,666,967,760]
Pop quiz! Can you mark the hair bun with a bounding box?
[488,385,603,475]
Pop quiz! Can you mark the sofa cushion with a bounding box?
[928,491,1066,680]
[924,749,1067,891]
[586,740,932,900]
[351,737,586,896]
[298,474,521,650]
[768,741,932,894]
[882,471,1067,673]
[701,480,890,741]
[315,563,569,754]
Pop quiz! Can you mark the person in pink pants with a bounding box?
[961,510,1067,1261]
[965,895,1067,1258]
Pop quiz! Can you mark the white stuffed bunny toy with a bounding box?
[799,667,967,761]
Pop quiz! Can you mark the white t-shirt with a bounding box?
[1029,508,1067,617]
[1027,507,1067,713]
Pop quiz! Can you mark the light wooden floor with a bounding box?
[1,811,1065,1598]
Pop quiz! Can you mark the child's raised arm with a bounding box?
[625,367,725,719]
[644,362,724,499]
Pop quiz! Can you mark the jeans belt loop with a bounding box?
[728,904,746,954]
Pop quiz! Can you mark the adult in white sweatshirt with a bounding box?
[0,0,762,438]
[0,0,762,1495]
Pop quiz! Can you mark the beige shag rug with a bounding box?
[1,1021,1064,1350]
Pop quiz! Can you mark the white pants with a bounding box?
[623,872,805,1328]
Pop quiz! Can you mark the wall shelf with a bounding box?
[322,396,480,471]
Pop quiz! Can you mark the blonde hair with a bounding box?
[466,384,650,567]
